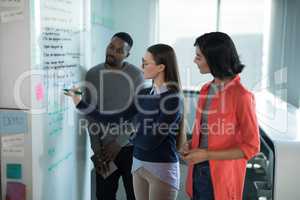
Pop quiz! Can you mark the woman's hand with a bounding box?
[63,86,82,106]
[182,148,209,165]
[179,140,192,156]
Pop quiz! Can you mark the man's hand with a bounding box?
[91,141,121,175]
[102,141,122,163]
[91,152,109,175]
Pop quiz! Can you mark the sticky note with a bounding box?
[6,164,22,179]
[2,146,24,157]
[0,111,28,134]
[35,82,45,101]
[0,0,23,8]
[2,134,25,148]
[6,181,26,200]
[0,9,24,23]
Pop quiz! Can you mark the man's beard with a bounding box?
[105,55,117,66]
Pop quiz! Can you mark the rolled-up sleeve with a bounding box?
[236,93,260,160]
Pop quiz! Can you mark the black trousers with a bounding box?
[192,161,214,200]
[96,145,135,200]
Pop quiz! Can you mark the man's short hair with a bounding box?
[112,32,133,48]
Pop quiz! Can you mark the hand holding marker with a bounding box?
[63,87,82,106]
[63,88,83,95]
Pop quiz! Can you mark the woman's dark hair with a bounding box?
[194,32,245,79]
[147,44,186,150]
[147,44,182,92]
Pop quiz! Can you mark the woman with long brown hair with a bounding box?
[130,44,186,200]
[65,43,186,200]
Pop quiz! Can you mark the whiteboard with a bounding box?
[30,0,90,199]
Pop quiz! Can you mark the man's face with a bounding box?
[105,37,130,67]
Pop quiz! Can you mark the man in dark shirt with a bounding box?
[82,32,143,200]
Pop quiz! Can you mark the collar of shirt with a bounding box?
[150,84,168,95]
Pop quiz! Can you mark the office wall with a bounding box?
[268,0,300,107]
[0,0,31,109]
[111,0,158,67]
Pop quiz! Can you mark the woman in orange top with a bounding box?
[182,32,260,200]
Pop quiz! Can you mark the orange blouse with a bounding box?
[185,75,260,200]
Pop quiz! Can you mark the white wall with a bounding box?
[268,0,300,108]
[111,0,158,68]
[0,1,31,109]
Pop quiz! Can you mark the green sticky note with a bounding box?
[6,164,22,179]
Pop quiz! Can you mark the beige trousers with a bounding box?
[133,167,178,200]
